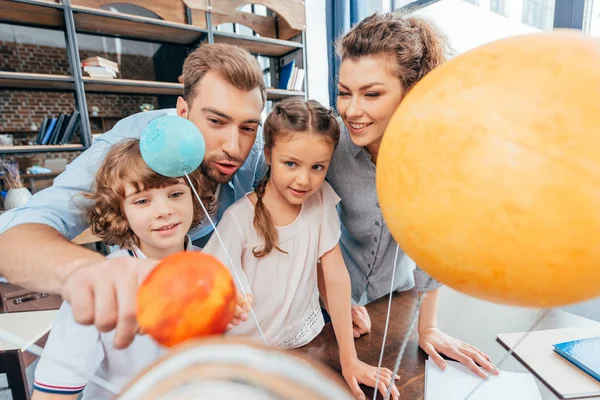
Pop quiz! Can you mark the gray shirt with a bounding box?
[327,119,441,304]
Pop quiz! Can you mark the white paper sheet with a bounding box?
[425,359,542,400]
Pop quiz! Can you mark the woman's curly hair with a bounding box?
[83,138,215,249]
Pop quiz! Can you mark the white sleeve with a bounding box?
[317,181,342,258]
[33,302,104,395]
[202,210,252,295]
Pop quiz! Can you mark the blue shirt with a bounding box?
[0,109,267,243]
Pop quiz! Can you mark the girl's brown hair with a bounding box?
[253,99,340,258]
[336,11,450,90]
[84,138,215,249]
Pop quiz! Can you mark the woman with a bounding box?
[322,11,499,379]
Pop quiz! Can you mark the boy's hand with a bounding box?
[227,291,253,330]
[62,257,157,350]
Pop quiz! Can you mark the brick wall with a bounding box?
[0,41,71,75]
[0,41,156,80]
[1,41,161,174]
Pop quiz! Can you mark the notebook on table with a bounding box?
[497,325,600,399]
[553,337,600,383]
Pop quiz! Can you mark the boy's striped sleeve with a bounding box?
[33,302,105,395]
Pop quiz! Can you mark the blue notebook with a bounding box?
[553,336,600,383]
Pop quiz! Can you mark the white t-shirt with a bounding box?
[203,182,342,349]
[33,237,196,399]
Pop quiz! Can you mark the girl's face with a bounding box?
[265,132,335,207]
[122,179,194,258]
[337,53,405,153]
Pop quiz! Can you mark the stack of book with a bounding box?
[81,56,119,79]
[35,111,81,145]
[278,60,305,92]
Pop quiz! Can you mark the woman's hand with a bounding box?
[418,327,499,378]
[341,357,400,400]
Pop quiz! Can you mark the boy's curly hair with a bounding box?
[83,138,215,249]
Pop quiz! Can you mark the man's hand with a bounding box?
[351,305,371,338]
[61,257,157,349]
[227,291,253,330]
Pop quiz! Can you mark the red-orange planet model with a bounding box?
[137,251,236,347]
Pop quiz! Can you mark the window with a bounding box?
[522,0,555,30]
[491,0,509,16]
[463,0,480,5]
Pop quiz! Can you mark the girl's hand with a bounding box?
[341,357,400,400]
[351,305,371,338]
[227,292,253,330]
[418,327,499,378]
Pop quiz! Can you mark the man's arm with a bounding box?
[0,135,154,348]
[0,224,102,293]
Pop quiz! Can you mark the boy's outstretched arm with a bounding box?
[32,391,78,400]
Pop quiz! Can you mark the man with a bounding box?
[0,43,267,349]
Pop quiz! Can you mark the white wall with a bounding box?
[413,0,543,55]
[304,0,331,107]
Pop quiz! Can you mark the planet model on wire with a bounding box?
[137,251,237,347]
[376,31,600,307]
[140,115,205,178]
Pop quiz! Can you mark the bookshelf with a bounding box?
[0,144,84,154]
[0,0,308,157]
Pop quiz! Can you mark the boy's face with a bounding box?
[177,71,264,184]
[122,180,194,256]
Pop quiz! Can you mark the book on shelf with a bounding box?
[35,111,80,146]
[81,56,119,79]
[278,60,305,92]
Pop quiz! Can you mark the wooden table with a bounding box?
[300,287,600,400]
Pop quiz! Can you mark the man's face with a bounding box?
[177,71,264,184]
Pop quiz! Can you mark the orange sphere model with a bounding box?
[376,31,600,308]
[137,251,237,347]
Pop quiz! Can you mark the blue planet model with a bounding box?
[140,115,205,177]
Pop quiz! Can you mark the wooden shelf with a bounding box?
[83,77,183,95]
[0,145,84,154]
[83,77,304,99]
[213,32,303,57]
[71,5,207,44]
[0,72,75,91]
[0,0,64,30]
[267,88,305,100]
[0,172,59,180]
[1,131,38,136]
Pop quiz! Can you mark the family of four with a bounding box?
[0,12,498,400]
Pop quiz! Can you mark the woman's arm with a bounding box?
[417,287,439,333]
[320,244,399,400]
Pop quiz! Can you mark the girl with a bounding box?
[32,139,248,399]
[203,98,400,400]
[324,11,499,378]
